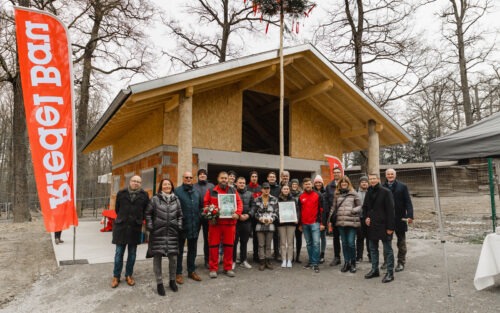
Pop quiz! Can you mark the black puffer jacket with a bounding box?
[145,193,183,257]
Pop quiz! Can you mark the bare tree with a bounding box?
[62,0,156,200]
[0,0,47,221]
[313,0,437,169]
[439,0,494,126]
[313,0,435,101]
[164,0,266,69]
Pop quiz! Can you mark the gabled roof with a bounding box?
[81,44,411,153]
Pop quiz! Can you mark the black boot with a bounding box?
[265,258,274,270]
[157,283,166,296]
[349,260,357,273]
[341,262,351,273]
[259,259,265,271]
[169,280,178,292]
[295,252,302,264]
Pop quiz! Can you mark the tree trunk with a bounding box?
[219,0,230,63]
[454,5,473,126]
[76,7,103,201]
[12,74,31,222]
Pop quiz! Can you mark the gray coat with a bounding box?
[331,191,362,228]
[145,193,183,257]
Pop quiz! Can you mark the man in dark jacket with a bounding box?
[247,170,261,262]
[324,167,343,266]
[363,173,396,283]
[111,175,149,288]
[267,171,281,261]
[233,177,255,269]
[193,169,214,269]
[174,171,202,284]
[383,168,414,272]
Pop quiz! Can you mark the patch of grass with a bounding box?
[467,233,487,244]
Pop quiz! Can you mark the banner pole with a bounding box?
[73,226,76,263]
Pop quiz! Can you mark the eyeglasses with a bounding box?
[184,176,193,179]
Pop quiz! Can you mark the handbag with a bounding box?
[329,195,351,224]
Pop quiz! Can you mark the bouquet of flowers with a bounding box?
[202,204,220,224]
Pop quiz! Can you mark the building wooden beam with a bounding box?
[340,124,383,139]
[239,65,276,91]
[289,80,333,104]
[367,119,380,175]
[177,93,193,186]
[164,94,180,113]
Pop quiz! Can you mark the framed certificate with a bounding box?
[218,194,236,218]
[278,202,298,223]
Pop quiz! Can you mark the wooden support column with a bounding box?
[367,119,380,176]
[177,87,193,186]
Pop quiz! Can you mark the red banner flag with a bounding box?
[14,7,78,232]
[324,154,344,181]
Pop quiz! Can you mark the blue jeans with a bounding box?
[113,244,137,278]
[338,226,357,263]
[369,237,394,274]
[302,223,320,266]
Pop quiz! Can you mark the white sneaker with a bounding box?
[232,262,236,270]
[281,260,287,268]
[240,260,252,269]
[287,260,292,268]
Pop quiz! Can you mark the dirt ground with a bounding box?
[0,195,498,313]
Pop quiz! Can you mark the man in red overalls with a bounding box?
[203,171,243,278]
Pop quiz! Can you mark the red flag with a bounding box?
[324,154,344,180]
[14,7,78,232]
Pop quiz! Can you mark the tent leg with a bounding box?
[431,162,452,297]
[487,158,497,232]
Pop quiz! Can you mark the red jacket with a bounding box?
[203,185,243,225]
[298,189,324,226]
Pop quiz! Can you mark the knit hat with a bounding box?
[359,176,369,183]
[262,182,271,188]
[313,175,324,184]
[291,178,299,184]
[197,169,207,176]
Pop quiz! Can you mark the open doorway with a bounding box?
[242,90,289,156]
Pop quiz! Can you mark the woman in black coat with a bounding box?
[145,179,183,296]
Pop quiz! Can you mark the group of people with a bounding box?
[110,167,413,296]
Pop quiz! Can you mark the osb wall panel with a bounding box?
[320,164,332,185]
[163,106,179,145]
[290,101,342,160]
[112,108,163,164]
[193,84,242,151]
[249,77,280,96]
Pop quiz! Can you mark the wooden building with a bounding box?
[81,44,410,207]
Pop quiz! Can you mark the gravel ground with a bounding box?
[0,195,499,313]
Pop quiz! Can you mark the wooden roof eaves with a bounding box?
[80,89,131,153]
[304,48,411,143]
